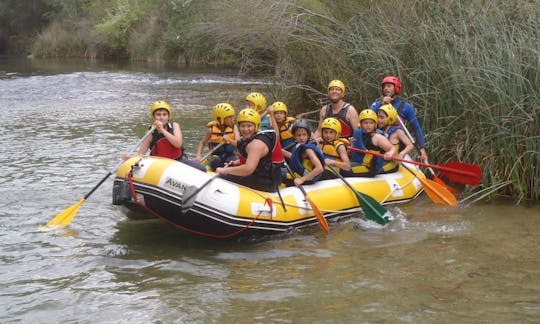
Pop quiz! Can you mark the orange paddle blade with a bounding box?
[418,177,458,206]
[427,168,461,194]
[402,164,457,206]
[306,195,329,235]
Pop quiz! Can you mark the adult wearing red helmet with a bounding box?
[313,80,359,140]
[370,76,428,162]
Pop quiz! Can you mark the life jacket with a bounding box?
[208,121,236,144]
[320,138,349,160]
[149,123,183,160]
[351,129,397,174]
[289,142,325,181]
[237,130,284,180]
[279,117,296,150]
[379,125,402,173]
[383,125,406,153]
[319,138,349,172]
[351,129,381,173]
[324,102,354,138]
[207,121,236,154]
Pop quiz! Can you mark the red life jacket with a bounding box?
[150,123,183,160]
[324,102,354,138]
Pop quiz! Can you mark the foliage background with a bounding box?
[1,0,538,203]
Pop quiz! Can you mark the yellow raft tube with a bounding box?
[112,156,424,238]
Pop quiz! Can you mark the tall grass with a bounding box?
[29,0,539,202]
[263,0,539,203]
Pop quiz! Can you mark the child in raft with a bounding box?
[283,119,325,187]
[245,92,271,131]
[318,117,352,179]
[267,101,296,153]
[122,100,206,171]
[195,103,240,170]
[349,109,396,176]
[377,104,414,171]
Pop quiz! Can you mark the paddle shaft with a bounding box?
[45,127,155,228]
[400,163,457,206]
[396,114,440,175]
[200,142,225,163]
[326,166,389,225]
[283,162,329,234]
[283,162,309,196]
[85,128,154,200]
[347,146,479,178]
[183,175,217,205]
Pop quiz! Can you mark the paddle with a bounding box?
[181,174,218,213]
[283,162,329,235]
[347,147,482,186]
[44,128,154,230]
[326,167,390,225]
[199,142,225,165]
[396,115,455,191]
[400,163,457,206]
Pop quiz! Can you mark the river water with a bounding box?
[1,57,538,323]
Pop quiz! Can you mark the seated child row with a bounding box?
[193,100,413,186]
[281,104,413,186]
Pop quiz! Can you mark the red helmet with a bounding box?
[381,76,402,95]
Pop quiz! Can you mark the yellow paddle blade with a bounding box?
[44,198,86,230]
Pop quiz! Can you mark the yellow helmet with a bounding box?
[321,117,342,138]
[272,101,288,115]
[212,103,235,124]
[379,104,398,125]
[246,92,267,113]
[237,108,261,130]
[150,100,172,120]
[359,109,378,123]
[327,80,345,96]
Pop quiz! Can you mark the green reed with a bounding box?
[281,0,539,203]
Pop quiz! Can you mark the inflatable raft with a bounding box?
[112,156,424,238]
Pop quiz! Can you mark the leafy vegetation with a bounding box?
[1,0,538,203]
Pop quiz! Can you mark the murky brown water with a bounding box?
[1,57,538,323]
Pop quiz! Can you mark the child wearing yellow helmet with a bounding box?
[122,100,183,161]
[318,117,351,178]
[377,104,414,161]
[267,101,296,152]
[349,109,396,176]
[122,101,206,171]
[195,103,240,170]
